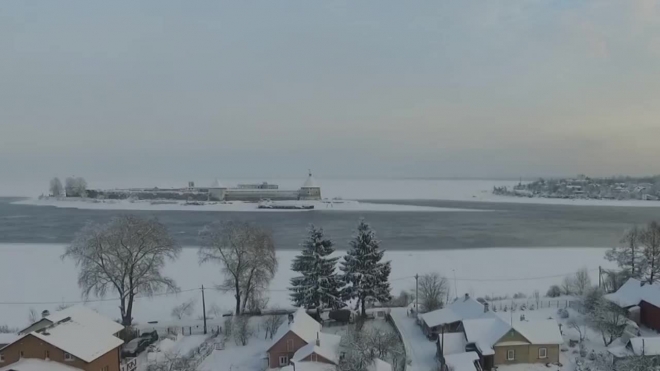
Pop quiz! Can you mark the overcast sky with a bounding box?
[2,1,660,183]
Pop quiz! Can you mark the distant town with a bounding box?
[493,175,660,201]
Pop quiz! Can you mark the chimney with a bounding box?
[316,332,320,346]
[41,310,50,318]
[464,293,469,301]
[484,303,489,313]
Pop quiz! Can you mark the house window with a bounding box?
[0,353,4,362]
[539,347,547,359]
[279,355,289,366]
[311,353,318,362]
[45,350,50,358]
[100,366,109,371]
[20,351,24,358]
[286,339,294,351]
[507,349,515,361]
[64,352,74,361]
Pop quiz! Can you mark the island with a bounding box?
[493,175,660,201]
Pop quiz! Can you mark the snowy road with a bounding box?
[390,308,438,371]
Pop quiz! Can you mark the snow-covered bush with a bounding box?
[547,285,562,298]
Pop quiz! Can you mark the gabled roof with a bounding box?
[20,305,124,336]
[511,319,563,345]
[629,337,660,356]
[605,278,660,308]
[421,297,487,328]
[30,320,123,363]
[463,316,563,355]
[0,358,84,371]
[443,352,480,371]
[269,308,321,350]
[0,333,19,345]
[462,317,511,356]
[292,333,342,364]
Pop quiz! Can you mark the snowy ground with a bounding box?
[390,308,437,371]
[0,244,612,329]
[12,197,481,213]
[5,178,660,207]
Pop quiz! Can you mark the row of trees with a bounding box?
[289,221,392,317]
[63,215,393,327]
[49,176,87,197]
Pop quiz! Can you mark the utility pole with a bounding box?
[598,266,602,289]
[415,274,419,314]
[453,269,458,300]
[201,285,207,335]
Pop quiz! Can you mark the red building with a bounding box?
[606,278,660,332]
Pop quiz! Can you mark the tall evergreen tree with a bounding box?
[289,225,344,310]
[340,219,392,317]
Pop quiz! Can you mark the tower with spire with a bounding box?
[299,170,322,200]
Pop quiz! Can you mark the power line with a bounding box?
[0,288,200,306]
[0,268,600,305]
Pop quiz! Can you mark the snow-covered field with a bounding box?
[0,244,612,329]
[5,178,660,207]
[11,197,480,213]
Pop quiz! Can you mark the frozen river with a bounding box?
[1,196,657,249]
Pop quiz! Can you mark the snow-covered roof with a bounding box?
[302,174,319,188]
[421,297,487,328]
[270,308,321,350]
[443,352,480,371]
[21,305,125,336]
[367,358,393,371]
[605,278,660,308]
[292,332,342,364]
[462,317,511,356]
[31,319,123,363]
[629,337,660,356]
[0,333,19,345]
[0,358,84,371]
[438,332,467,355]
[512,319,563,345]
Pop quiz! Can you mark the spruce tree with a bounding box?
[289,225,344,310]
[340,219,392,317]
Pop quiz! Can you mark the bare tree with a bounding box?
[365,328,401,359]
[573,267,592,295]
[49,177,64,197]
[262,314,285,340]
[640,221,660,284]
[561,275,575,295]
[171,299,196,320]
[568,318,588,343]
[418,273,450,312]
[339,326,403,371]
[233,316,253,346]
[62,215,181,326]
[27,308,38,324]
[589,298,628,346]
[606,226,645,279]
[198,221,277,315]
